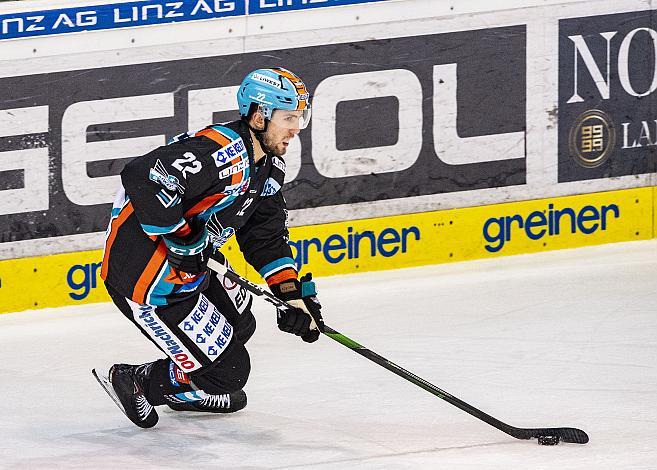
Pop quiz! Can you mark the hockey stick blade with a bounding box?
[506,426,589,444]
[206,259,589,444]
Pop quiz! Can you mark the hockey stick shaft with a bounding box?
[207,259,588,444]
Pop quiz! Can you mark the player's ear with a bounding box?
[249,106,266,131]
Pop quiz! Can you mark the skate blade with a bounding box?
[92,368,128,417]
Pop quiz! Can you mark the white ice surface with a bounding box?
[1,240,657,469]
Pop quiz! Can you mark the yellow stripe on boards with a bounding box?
[0,187,653,314]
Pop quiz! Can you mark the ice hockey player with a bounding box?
[94,67,324,428]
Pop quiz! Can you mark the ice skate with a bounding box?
[167,390,247,414]
[92,364,159,428]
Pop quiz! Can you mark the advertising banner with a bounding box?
[249,0,391,15]
[559,9,657,182]
[0,0,394,42]
[0,1,245,41]
[0,26,526,245]
[1,186,651,314]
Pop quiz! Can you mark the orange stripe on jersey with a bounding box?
[230,156,244,185]
[195,128,232,147]
[101,203,134,280]
[266,268,298,286]
[185,193,226,217]
[132,240,168,304]
[196,128,246,184]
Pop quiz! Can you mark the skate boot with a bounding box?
[92,363,159,428]
[167,390,247,413]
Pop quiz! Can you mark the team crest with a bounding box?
[149,159,185,193]
[207,217,236,249]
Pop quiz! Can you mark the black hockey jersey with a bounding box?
[101,120,298,306]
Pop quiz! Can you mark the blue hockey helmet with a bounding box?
[237,67,311,129]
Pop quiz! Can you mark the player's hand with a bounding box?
[163,220,212,279]
[270,273,324,343]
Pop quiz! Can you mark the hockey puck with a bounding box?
[537,435,560,446]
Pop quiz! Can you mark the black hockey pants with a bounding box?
[105,260,256,406]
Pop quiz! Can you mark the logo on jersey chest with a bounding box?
[261,177,281,197]
[213,138,247,166]
[218,159,248,179]
[223,178,250,196]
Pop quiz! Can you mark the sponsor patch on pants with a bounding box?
[179,294,234,360]
[168,362,191,387]
[220,275,251,314]
[128,299,201,372]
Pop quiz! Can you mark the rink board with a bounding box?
[0,186,653,314]
[3,0,657,262]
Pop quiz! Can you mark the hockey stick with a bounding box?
[207,258,589,445]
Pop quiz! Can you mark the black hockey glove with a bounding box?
[162,221,213,281]
[270,273,324,343]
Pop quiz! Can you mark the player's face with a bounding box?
[261,111,303,156]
